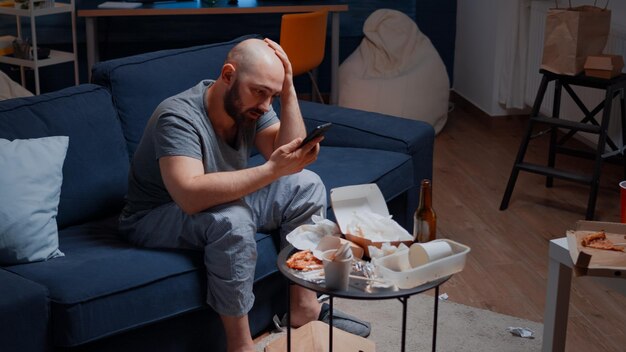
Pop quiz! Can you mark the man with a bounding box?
[119,38,369,351]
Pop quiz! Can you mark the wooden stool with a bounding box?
[500,69,626,220]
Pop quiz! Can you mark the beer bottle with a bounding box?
[413,179,436,243]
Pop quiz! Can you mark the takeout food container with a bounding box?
[584,54,624,80]
[373,239,470,289]
[566,220,626,278]
[330,184,413,257]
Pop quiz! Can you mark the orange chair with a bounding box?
[280,10,328,103]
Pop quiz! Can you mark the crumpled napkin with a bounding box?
[346,211,412,242]
[506,327,534,339]
[368,242,409,259]
[286,215,341,251]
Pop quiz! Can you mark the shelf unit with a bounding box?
[0,0,79,94]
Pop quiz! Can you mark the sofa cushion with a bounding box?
[0,136,68,265]
[4,216,281,346]
[0,84,129,229]
[311,146,413,203]
[0,269,49,351]
[250,145,414,213]
[91,34,260,158]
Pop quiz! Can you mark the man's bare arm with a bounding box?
[264,38,306,148]
[160,138,319,214]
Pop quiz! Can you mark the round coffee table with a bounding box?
[277,245,451,352]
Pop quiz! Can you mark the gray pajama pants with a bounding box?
[119,170,326,317]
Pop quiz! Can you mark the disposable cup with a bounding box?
[620,181,626,223]
[322,249,352,291]
[408,241,453,268]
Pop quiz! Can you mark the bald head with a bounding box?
[226,39,284,79]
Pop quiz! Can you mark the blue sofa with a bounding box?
[0,35,434,351]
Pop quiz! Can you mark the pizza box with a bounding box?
[373,239,470,289]
[330,184,413,258]
[264,320,375,352]
[565,220,626,278]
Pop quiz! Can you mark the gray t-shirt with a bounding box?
[122,80,279,216]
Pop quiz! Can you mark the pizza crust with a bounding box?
[581,231,625,252]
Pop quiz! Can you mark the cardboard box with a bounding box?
[566,220,626,278]
[264,320,375,352]
[330,184,413,258]
[584,55,624,79]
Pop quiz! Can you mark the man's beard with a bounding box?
[224,80,263,129]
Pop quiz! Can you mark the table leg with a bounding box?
[85,17,99,82]
[329,295,334,352]
[619,88,626,178]
[287,282,291,352]
[330,11,340,105]
[542,256,572,352]
[401,296,408,352]
[432,286,439,352]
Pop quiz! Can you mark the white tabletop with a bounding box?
[550,237,626,292]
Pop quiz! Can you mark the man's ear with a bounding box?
[221,63,236,84]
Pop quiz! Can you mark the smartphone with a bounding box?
[298,122,332,149]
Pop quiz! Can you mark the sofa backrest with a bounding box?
[91,34,261,159]
[0,84,129,229]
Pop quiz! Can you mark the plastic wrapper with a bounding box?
[506,327,534,339]
[286,215,341,250]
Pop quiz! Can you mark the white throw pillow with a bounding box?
[0,136,68,265]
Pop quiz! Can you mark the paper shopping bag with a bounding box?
[541,4,611,76]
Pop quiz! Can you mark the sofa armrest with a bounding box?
[299,100,435,230]
[299,100,435,182]
[0,269,49,351]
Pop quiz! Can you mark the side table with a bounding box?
[542,237,626,352]
[277,245,451,352]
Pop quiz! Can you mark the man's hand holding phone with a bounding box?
[266,123,331,177]
[297,122,332,149]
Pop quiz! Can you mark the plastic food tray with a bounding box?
[373,239,470,289]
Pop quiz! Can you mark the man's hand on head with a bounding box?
[264,38,295,95]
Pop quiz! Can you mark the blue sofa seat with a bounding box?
[0,270,48,352]
[0,35,434,351]
[5,216,281,347]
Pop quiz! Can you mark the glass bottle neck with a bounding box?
[419,183,432,209]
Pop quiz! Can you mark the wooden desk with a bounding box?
[77,0,348,104]
[542,238,626,351]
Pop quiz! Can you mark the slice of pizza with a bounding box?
[286,250,323,271]
[581,231,625,252]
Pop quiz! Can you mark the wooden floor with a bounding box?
[436,97,626,351]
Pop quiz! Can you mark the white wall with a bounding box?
[454,0,626,117]
[454,0,503,116]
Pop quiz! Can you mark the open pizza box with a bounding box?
[264,320,375,352]
[566,221,626,278]
[330,184,413,258]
